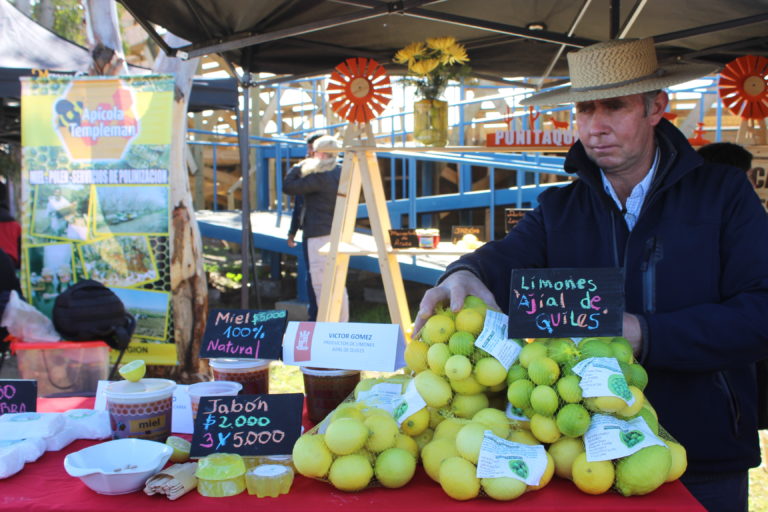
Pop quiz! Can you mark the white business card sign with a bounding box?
[282,321,406,372]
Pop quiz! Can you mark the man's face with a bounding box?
[575,93,665,176]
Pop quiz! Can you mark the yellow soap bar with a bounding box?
[245,464,294,497]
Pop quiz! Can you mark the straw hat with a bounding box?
[521,38,719,106]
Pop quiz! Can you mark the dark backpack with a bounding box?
[53,280,136,351]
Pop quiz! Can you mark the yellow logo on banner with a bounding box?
[54,80,139,161]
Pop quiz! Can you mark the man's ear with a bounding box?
[648,91,669,126]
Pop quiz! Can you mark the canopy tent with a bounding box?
[118,0,768,85]
[0,0,238,142]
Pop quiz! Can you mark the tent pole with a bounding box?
[238,71,252,309]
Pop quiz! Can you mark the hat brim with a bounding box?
[520,63,719,106]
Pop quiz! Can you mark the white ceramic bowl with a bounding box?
[64,438,172,495]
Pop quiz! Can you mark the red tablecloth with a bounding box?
[0,397,706,512]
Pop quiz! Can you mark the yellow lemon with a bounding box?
[118,359,146,382]
[472,407,511,438]
[527,357,560,386]
[401,407,430,436]
[394,433,419,460]
[455,421,487,464]
[292,434,333,478]
[530,414,561,444]
[439,456,480,500]
[507,429,539,445]
[404,340,430,372]
[482,477,527,500]
[427,343,452,375]
[548,436,585,480]
[422,315,455,343]
[364,413,398,453]
[474,357,507,387]
[449,374,486,395]
[444,354,473,381]
[329,454,373,492]
[165,435,190,463]
[421,438,460,482]
[454,308,485,336]
[666,441,688,482]
[451,393,489,419]
[374,448,416,488]
[572,452,614,495]
[528,452,555,490]
[433,417,470,442]
[325,417,369,455]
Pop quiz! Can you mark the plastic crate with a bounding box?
[11,340,110,397]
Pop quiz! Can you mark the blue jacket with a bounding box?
[446,119,768,474]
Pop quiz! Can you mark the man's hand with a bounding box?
[287,235,297,248]
[623,313,643,357]
[412,270,499,334]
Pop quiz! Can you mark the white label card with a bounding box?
[474,310,521,370]
[505,402,529,422]
[356,382,404,415]
[584,414,667,462]
[572,357,634,406]
[391,380,427,426]
[282,321,406,372]
[476,431,547,485]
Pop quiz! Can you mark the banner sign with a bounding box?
[20,75,176,364]
[200,309,289,360]
[388,229,419,249]
[0,380,37,416]
[190,393,303,457]
[508,267,624,338]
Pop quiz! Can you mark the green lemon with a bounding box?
[118,359,146,382]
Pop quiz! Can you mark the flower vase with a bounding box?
[413,98,448,147]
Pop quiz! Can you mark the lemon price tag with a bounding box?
[356,382,403,414]
[572,357,634,406]
[584,414,666,461]
[505,402,528,422]
[392,380,426,426]
[476,431,547,485]
[474,309,519,370]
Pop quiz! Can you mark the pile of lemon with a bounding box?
[507,337,687,496]
[292,399,418,492]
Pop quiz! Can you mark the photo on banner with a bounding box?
[92,185,169,237]
[110,286,171,341]
[25,242,76,319]
[30,184,91,241]
[77,235,159,286]
[20,74,176,364]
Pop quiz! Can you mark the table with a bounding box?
[0,397,706,512]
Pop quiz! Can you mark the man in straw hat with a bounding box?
[415,38,768,511]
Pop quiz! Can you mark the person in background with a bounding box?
[287,133,323,320]
[45,187,72,237]
[0,181,21,268]
[414,38,768,512]
[697,142,753,172]
[284,135,349,322]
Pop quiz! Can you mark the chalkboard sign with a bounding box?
[505,208,532,232]
[200,309,288,360]
[451,225,485,244]
[389,229,419,248]
[0,380,37,416]
[508,267,624,338]
[190,393,304,457]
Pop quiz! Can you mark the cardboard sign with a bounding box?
[389,229,419,248]
[200,309,288,360]
[451,225,485,244]
[750,162,768,212]
[190,393,303,457]
[282,321,406,372]
[487,129,578,147]
[0,380,37,416]
[505,208,531,232]
[508,267,624,338]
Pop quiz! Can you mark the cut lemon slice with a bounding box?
[166,435,191,463]
[118,359,146,382]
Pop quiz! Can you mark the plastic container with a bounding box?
[188,381,243,420]
[105,378,176,442]
[195,453,246,497]
[12,341,109,397]
[210,359,270,395]
[245,464,294,497]
[416,228,440,249]
[300,367,361,423]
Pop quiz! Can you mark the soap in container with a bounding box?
[245,464,294,497]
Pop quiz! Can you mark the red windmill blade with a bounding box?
[327,57,392,123]
[718,55,768,120]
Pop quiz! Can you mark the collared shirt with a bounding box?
[600,147,660,230]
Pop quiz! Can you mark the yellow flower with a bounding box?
[394,41,425,64]
[443,43,469,64]
[409,59,440,76]
[426,36,458,51]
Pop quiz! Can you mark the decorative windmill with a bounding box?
[718,55,768,145]
[316,58,410,331]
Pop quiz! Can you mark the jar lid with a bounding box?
[105,378,176,400]
[300,367,360,377]
[209,358,270,370]
[249,464,291,477]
